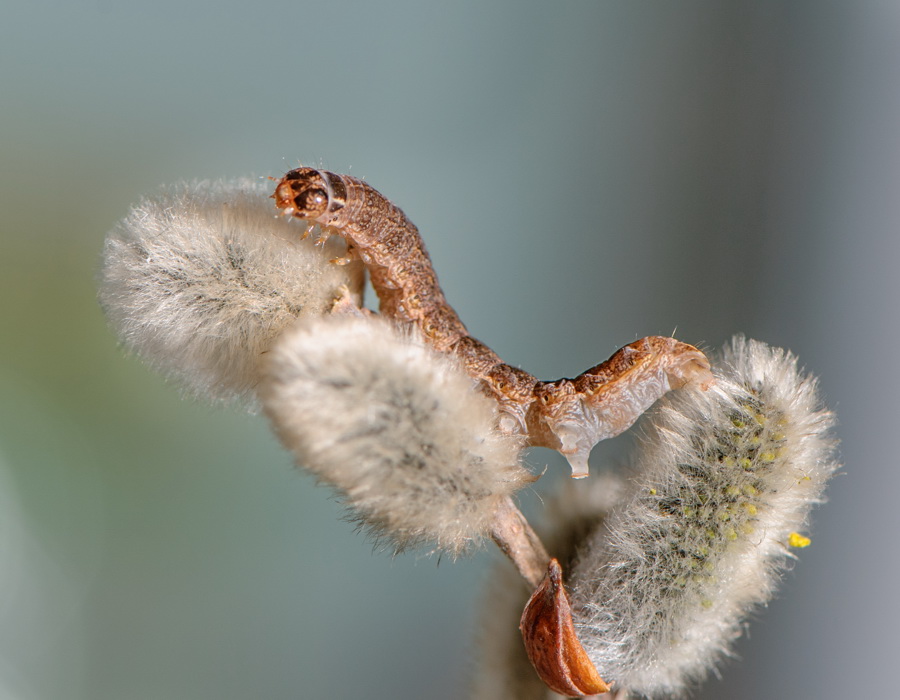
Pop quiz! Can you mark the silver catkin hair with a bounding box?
[260,314,533,556]
[99,178,364,407]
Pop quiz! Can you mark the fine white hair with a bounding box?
[260,315,532,556]
[569,336,839,698]
[98,178,364,406]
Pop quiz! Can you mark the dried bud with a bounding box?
[520,559,610,696]
[99,179,363,406]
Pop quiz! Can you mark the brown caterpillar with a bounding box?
[273,167,713,477]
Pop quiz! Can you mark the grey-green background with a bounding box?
[1,2,896,698]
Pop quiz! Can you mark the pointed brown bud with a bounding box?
[519,558,610,696]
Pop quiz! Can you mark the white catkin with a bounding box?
[260,314,532,556]
[98,178,364,407]
[569,336,839,698]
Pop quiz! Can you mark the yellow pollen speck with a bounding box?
[741,503,758,515]
[649,488,657,495]
[725,528,738,541]
[701,599,714,609]
[760,451,776,462]
[732,418,746,428]
[789,532,811,548]
[742,484,758,497]
[754,413,767,426]
[726,485,740,497]
[739,458,753,470]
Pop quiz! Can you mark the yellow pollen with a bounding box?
[788,532,811,548]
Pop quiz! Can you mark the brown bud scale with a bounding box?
[520,559,610,696]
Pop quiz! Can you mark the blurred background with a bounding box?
[1,1,897,698]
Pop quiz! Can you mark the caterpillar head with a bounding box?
[273,167,342,223]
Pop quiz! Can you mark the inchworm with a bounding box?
[273,167,712,477]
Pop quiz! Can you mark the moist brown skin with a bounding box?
[273,167,712,476]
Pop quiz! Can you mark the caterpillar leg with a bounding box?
[329,255,355,265]
[329,243,358,267]
[329,284,368,317]
[528,337,713,478]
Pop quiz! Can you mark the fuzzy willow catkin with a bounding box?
[568,336,838,698]
[98,179,364,406]
[260,315,532,556]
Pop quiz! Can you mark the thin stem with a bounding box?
[489,496,551,588]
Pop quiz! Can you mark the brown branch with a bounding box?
[489,496,551,588]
